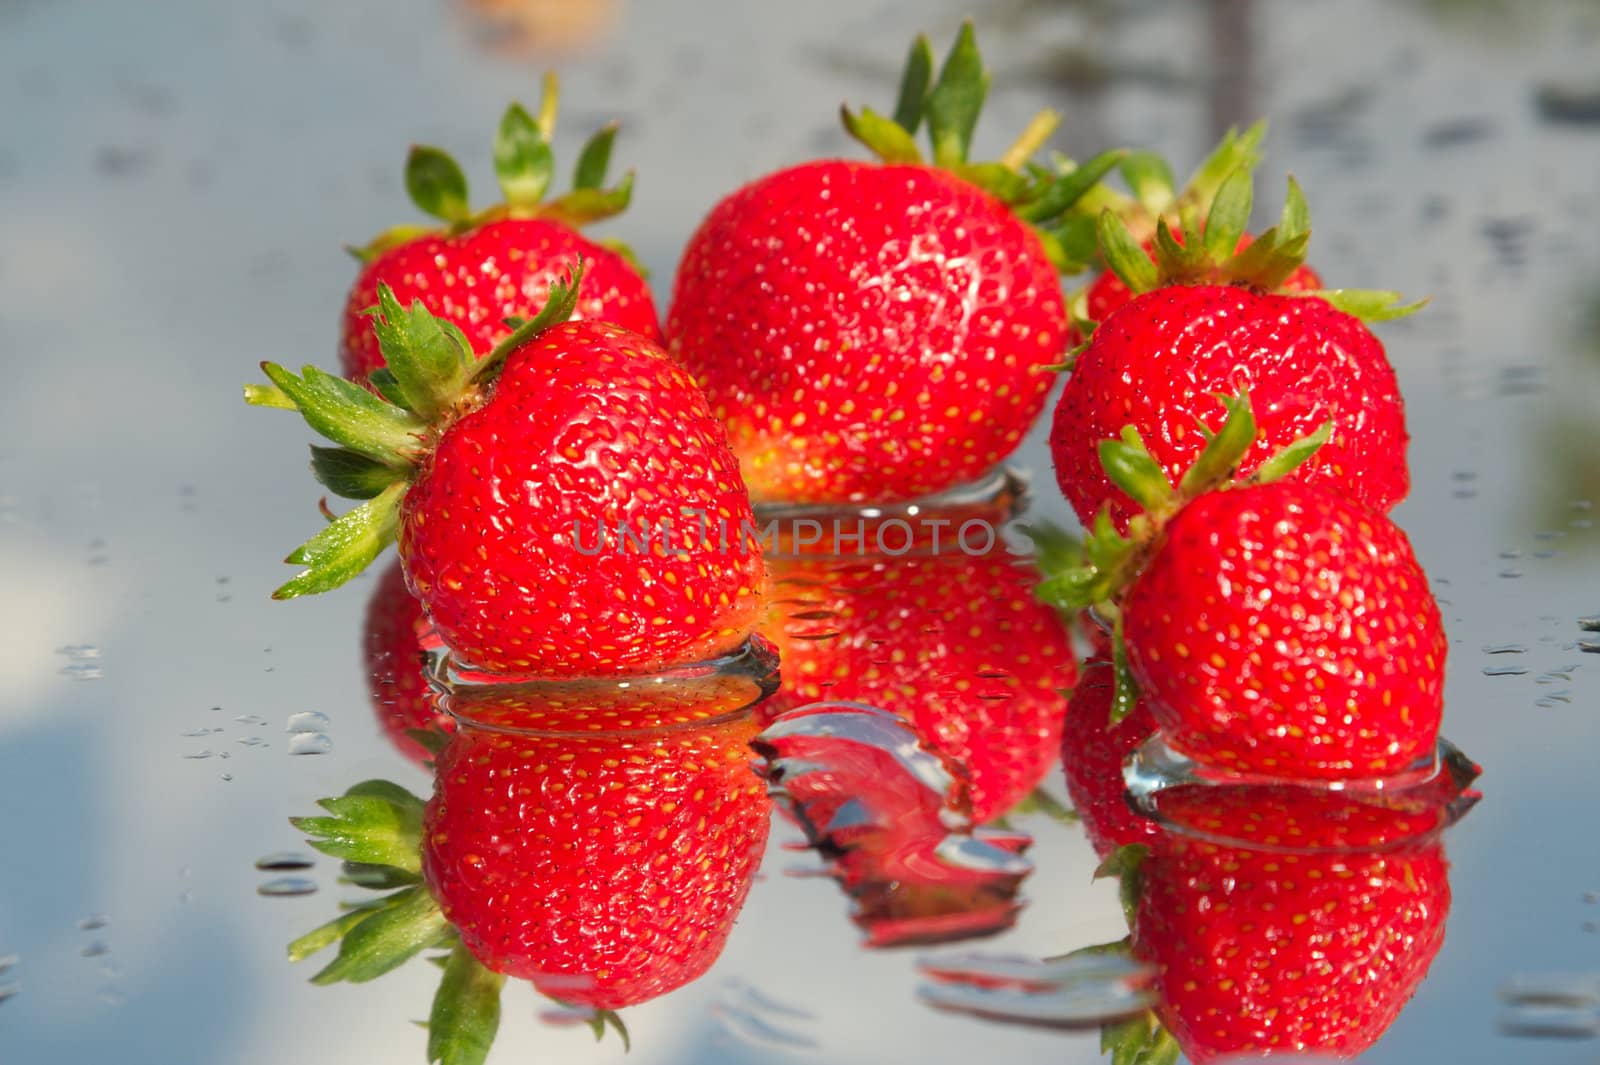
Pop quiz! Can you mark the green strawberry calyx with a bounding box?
[1036,391,1332,716]
[351,74,638,265]
[1096,162,1426,324]
[242,263,586,599]
[287,779,630,1065]
[841,21,1126,274]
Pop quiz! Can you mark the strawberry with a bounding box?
[760,539,1078,823]
[248,269,766,677]
[341,77,659,383]
[1126,798,1453,1062]
[1059,658,1161,858]
[665,24,1123,504]
[287,641,778,1060]
[1039,392,1447,782]
[362,559,453,765]
[1051,165,1420,530]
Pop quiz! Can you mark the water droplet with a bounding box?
[1578,616,1600,632]
[55,644,104,680]
[255,852,315,872]
[1483,665,1529,677]
[1499,549,1523,560]
[287,733,332,756]
[256,877,318,898]
[80,941,109,958]
[219,773,233,782]
[237,736,269,748]
[182,750,213,760]
[1583,891,1598,904]
[0,954,18,972]
[1578,640,1600,654]
[77,915,108,931]
[1499,568,1524,579]
[1482,644,1527,655]
[285,711,331,734]
[178,727,218,737]
[0,983,17,1004]
[235,714,268,726]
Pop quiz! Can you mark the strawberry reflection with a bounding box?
[755,702,1033,948]
[362,560,453,765]
[761,528,1079,824]
[289,638,777,1057]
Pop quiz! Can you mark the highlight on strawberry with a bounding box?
[341,74,658,383]
[287,641,779,1065]
[666,22,1125,505]
[1050,156,1421,531]
[1039,390,1450,783]
[245,266,767,678]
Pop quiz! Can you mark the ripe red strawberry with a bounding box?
[1052,166,1419,530]
[422,651,776,1007]
[1124,480,1446,780]
[363,559,453,765]
[1129,799,1452,1062]
[666,24,1122,503]
[249,269,766,677]
[288,644,778,1059]
[1039,392,1447,782]
[761,542,1078,823]
[1059,659,1161,858]
[341,78,659,383]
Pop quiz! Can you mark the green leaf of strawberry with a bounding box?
[274,482,404,599]
[571,122,618,190]
[925,21,988,168]
[427,944,505,1065]
[311,884,453,985]
[290,779,426,873]
[494,101,555,211]
[892,33,935,133]
[406,146,472,225]
[309,446,407,500]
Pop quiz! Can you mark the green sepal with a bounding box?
[367,367,408,407]
[1118,150,1177,218]
[1016,148,1126,225]
[1099,427,1175,514]
[370,284,475,421]
[465,261,585,389]
[494,101,555,210]
[1250,419,1333,485]
[1047,214,1102,274]
[1102,1009,1179,1065]
[956,161,1030,204]
[924,20,988,168]
[1094,844,1149,929]
[1016,520,1082,575]
[1278,174,1310,242]
[289,777,427,874]
[842,105,923,165]
[343,860,422,890]
[1149,218,1201,280]
[310,446,407,500]
[244,383,297,410]
[275,482,404,598]
[1110,610,1140,725]
[587,1009,631,1052]
[311,884,451,985]
[1201,167,1253,263]
[1226,224,1309,290]
[1314,288,1429,322]
[405,727,452,758]
[427,943,505,1065]
[572,122,618,190]
[1176,119,1266,227]
[892,33,935,133]
[348,224,439,264]
[1176,391,1256,498]
[289,892,407,963]
[1097,211,1159,294]
[542,171,634,227]
[259,362,426,467]
[406,146,472,225]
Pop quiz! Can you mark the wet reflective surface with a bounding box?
[5,1,1600,1062]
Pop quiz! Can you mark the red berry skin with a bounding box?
[1124,482,1447,780]
[667,160,1070,504]
[1051,285,1409,530]
[1059,660,1161,858]
[399,321,766,677]
[362,560,453,765]
[760,549,1078,823]
[1134,798,1450,1062]
[422,672,773,1010]
[1082,233,1324,327]
[341,218,661,381]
